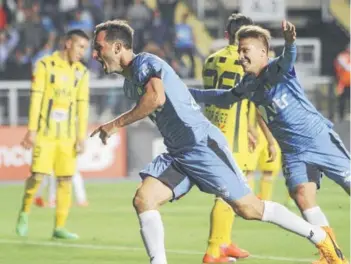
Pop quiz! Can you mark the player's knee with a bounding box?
[31,172,46,182]
[133,189,158,213]
[236,203,263,220]
[57,176,72,182]
[291,183,317,210]
[262,173,274,181]
[231,196,264,220]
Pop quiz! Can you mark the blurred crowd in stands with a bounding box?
[0,0,199,80]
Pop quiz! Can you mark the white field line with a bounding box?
[0,238,314,263]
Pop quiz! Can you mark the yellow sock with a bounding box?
[21,174,43,213]
[259,175,275,200]
[247,174,255,193]
[206,198,235,257]
[55,178,72,228]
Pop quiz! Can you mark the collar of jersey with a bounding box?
[226,45,238,52]
[52,51,77,67]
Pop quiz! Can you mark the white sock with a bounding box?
[303,206,330,226]
[48,175,56,203]
[262,201,326,244]
[36,175,48,197]
[72,171,87,203]
[138,210,167,264]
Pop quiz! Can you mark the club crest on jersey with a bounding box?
[264,83,272,90]
[75,70,83,79]
[137,86,143,96]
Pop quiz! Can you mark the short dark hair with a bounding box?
[94,20,134,49]
[65,29,90,41]
[236,25,271,53]
[226,13,253,44]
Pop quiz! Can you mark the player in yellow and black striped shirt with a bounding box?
[201,13,252,263]
[16,29,90,240]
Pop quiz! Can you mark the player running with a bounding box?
[189,21,349,264]
[91,20,344,264]
[16,30,90,239]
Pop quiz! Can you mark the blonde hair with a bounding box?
[236,25,271,53]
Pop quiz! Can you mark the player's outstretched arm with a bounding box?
[274,20,297,74]
[90,77,166,145]
[189,84,245,108]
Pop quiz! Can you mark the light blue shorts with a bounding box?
[283,129,350,191]
[140,126,251,202]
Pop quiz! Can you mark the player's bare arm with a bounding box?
[247,124,258,153]
[91,77,166,144]
[75,139,85,154]
[21,130,36,150]
[256,111,277,162]
[117,77,166,126]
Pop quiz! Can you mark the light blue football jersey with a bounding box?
[246,44,333,153]
[189,44,333,154]
[123,52,211,153]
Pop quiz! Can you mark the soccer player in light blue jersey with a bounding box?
[90,20,343,264]
[190,21,349,264]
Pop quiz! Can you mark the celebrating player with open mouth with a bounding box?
[91,19,347,264]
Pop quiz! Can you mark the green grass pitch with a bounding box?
[0,177,349,264]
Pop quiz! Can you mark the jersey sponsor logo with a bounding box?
[75,70,83,79]
[273,93,288,109]
[136,86,143,96]
[54,88,72,98]
[259,93,288,123]
[51,109,69,121]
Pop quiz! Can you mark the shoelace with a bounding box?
[321,245,339,263]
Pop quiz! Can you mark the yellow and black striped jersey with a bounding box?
[28,51,89,140]
[202,45,249,153]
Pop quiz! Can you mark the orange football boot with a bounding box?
[316,227,348,264]
[34,197,46,207]
[220,243,250,259]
